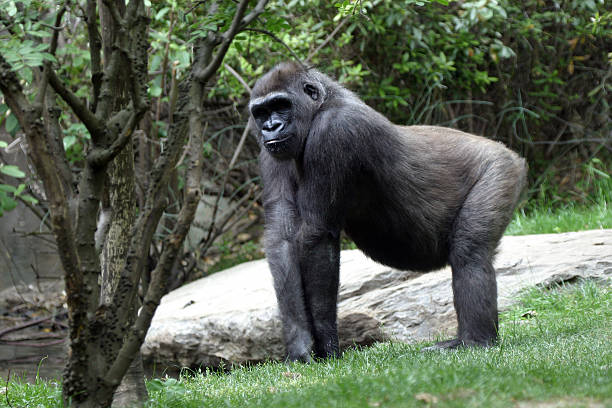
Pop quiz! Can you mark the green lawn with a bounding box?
[3,281,610,408]
[506,202,612,235]
[148,281,612,408]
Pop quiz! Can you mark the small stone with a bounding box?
[415,392,438,404]
[236,233,251,242]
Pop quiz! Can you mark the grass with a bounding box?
[506,201,612,235]
[3,280,610,407]
[506,160,612,235]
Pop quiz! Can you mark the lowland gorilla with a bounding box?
[249,61,527,362]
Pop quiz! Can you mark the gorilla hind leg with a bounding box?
[452,248,498,346]
[426,162,521,350]
[425,243,498,351]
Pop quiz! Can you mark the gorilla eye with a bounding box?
[303,83,319,101]
[251,106,268,120]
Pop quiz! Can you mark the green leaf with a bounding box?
[21,67,33,84]
[26,30,52,38]
[0,165,26,178]
[0,184,17,194]
[0,195,17,211]
[5,113,19,134]
[7,2,17,17]
[155,7,170,20]
[150,85,162,97]
[590,167,610,179]
[20,194,38,204]
[0,141,7,148]
[63,135,77,150]
[15,183,25,195]
[148,378,164,392]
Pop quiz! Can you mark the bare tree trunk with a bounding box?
[97,0,147,405]
[100,144,148,407]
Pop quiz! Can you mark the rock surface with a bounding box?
[141,229,611,369]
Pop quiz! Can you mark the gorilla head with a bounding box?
[249,62,330,159]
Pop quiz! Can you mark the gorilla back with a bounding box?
[249,62,527,362]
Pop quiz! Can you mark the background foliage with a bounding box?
[0,0,609,277]
[222,0,610,209]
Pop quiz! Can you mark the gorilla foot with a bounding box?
[422,337,493,352]
[286,353,312,364]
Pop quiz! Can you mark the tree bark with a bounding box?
[97,0,147,405]
[100,144,148,407]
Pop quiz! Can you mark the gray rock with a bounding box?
[141,229,611,369]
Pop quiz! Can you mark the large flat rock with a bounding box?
[141,229,611,369]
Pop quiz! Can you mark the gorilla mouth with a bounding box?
[264,135,293,153]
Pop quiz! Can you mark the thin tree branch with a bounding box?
[194,0,264,83]
[47,69,104,141]
[239,0,268,29]
[86,0,103,113]
[44,89,75,196]
[35,5,66,108]
[0,315,55,339]
[203,68,253,244]
[89,111,138,167]
[305,17,349,64]
[224,63,251,93]
[244,28,303,65]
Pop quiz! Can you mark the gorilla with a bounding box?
[249,61,527,362]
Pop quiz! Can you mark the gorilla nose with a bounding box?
[262,119,284,142]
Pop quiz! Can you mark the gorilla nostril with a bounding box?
[263,120,283,133]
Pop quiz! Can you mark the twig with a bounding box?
[239,0,268,28]
[86,0,103,112]
[35,5,66,108]
[194,0,269,83]
[0,238,29,305]
[47,69,104,141]
[185,1,208,15]
[244,28,303,65]
[229,123,250,169]
[1,333,65,342]
[0,315,54,339]
[5,368,12,408]
[545,122,569,156]
[305,17,350,64]
[224,63,251,94]
[1,339,66,348]
[39,22,67,31]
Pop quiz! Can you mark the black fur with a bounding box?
[249,62,527,362]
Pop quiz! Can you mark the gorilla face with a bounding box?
[249,92,298,158]
[249,62,325,160]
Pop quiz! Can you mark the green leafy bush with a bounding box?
[219,0,610,207]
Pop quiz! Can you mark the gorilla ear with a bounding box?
[303,83,319,101]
